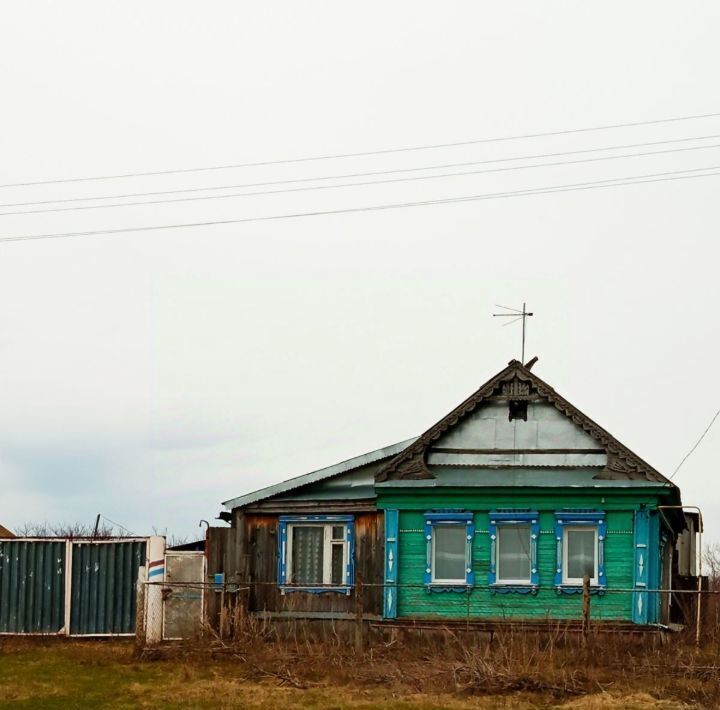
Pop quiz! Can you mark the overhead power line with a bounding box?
[3,142,720,217]
[99,514,135,536]
[1,111,719,189]
[1,165,718,245]
[2,132,719,210]
[670,407,720,480]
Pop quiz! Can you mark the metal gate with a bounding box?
[162,552,205,640]
[70,541,146,635]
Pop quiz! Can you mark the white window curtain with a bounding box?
[433,525,467,582]
[564,528,597,582]
[497,525,531,583]
[291,526,324,585]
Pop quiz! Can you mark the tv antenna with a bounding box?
[493,302,534,363]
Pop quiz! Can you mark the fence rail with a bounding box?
[136,577,720,649]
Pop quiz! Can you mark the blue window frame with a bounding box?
[554,510,607,595]
[278,515,355,595]
[423,511,474,593]
[488,510,539,594]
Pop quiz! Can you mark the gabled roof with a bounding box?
[223,437,418,510]
[0,524,15,539]
[376,360,673,485]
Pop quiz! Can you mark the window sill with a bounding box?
[490,584,539,596]
[555,584,606,596]
[424,583,473,594]
[280,585,353,596]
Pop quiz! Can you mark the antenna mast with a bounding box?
[493,302,534,362]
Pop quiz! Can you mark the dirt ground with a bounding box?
[0,637,714,709]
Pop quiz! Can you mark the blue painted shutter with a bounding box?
[384,509,399,619]
[465,518,475,586]
[278,520,288,586]
[647,511,660,624]
[423,517,433,586]
[632,509,650,624]
[345,521,355,587]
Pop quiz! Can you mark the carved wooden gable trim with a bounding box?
[375,360,672,485]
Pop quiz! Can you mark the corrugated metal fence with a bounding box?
[0,538,149,636]
[0,540,66,633]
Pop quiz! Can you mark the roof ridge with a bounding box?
[375,361,672,485]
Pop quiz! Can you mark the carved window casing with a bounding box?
[278,515,355,595]
[423,511,474,593]
[488,510,540,594]
[553,510,607,595]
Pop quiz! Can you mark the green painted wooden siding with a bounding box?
[380,489,664,622]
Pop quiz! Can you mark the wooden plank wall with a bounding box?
[206,511,384,618]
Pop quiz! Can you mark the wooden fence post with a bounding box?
[134,576,146,656]
[582,575,591,644]
[355,571,364,652]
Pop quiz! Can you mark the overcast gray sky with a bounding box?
[1,2,718,544]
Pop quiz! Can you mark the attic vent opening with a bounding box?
[501,378,530,421]
[508,400,528,421]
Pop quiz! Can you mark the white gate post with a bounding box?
[144,536,166,643]
[63,539,73,636]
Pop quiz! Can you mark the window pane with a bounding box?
[331,526,344,541]
[497,525,531,581]
[567,529,596,580]
[291,526,324,584]
[331,543,344,585]
[434,526,466,581]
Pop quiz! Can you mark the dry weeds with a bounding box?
[1,624,718,709]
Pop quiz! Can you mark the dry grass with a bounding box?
[0,628,717,709]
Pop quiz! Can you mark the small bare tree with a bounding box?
[14,520,121,538]
[704,541,720,590]
[702,541,720,644]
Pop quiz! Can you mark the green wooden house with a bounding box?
[215,359,699,628]
[376,359,692,626]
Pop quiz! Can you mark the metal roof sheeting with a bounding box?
[376,467,673,488]
[223,437,418,510]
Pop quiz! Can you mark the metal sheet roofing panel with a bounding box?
[223,437,418,510]
[377,467,672,488]
[427,452,607,467]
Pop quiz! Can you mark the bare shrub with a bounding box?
[14,520,121,538]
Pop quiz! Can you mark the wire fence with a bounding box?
[136,577,720,649]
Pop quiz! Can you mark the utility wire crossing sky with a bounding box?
[1,1,718,543]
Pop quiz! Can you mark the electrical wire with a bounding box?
[1,165,718,245]
[670,407,720,479]
[3,132,720,209]
[1,111,719,189]
[3,142,720,217]
[100,514,135,536]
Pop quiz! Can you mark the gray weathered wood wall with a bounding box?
[206,510,384,618]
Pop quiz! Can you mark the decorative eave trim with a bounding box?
[376,362,518,482]
[375,360,672,485]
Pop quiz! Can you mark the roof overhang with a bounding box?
[223,437,418,511]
